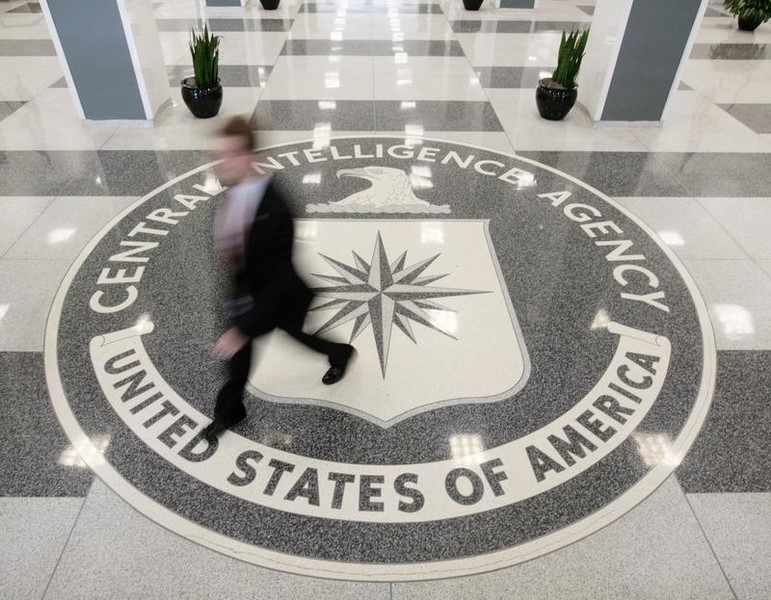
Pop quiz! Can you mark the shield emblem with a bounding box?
[248,219,530,426]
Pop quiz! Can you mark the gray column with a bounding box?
[579,0,708,123]
[41,0,170,122]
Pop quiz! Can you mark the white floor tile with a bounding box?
[0,56,63,101]
[613,197,750,260]
[0,497,84,600]
[757,260,771,280]
[373,56,487,101]
[487,88,649,152]
[43,479,391,600]
[697,197,771,260]
[288,14,373,40]
[456,32,562,67]
[5,196,138,260]
[0,196,54,257]
[0,89,117,151]
[0,258,72,352]
[688,493,771,600]
[682,59,771,104]
[102,87,262,151]
[0,14,52,39]
[371,14,455,40]
[261,56,375,100]
[393,478,733,599]
[682,259,771,350]
[159,31,288,66]
[636,91,771,153]
[696,17,771,43]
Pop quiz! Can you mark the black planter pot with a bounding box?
[536,78,578,121]
[738,15,763,31]
[181,77,223,119]
[260,0,280,9]
[463,0,484,10]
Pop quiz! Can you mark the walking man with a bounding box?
[203,117,354,442]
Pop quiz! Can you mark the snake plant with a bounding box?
[724,0,771,23]
[190,25,221,88]
[551,29,590,89]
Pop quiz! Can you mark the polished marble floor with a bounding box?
[1,0,771,597]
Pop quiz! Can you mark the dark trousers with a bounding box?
[214,293,351,424]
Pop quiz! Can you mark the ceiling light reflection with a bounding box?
[58,435,111,468]
[450,434,485,466]
[632,432,680,467]
[48,228,76,245]
[712,304,754,339]
[658,231,685,246]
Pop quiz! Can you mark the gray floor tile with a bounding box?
[50,77,67,88]
[0,150,209,197]
[253,99,375,130]
[705,7,727,16]
[0,259,72,352]
[648,153,771,198]
[5,196,138,260]
[691,42,769,60]
[719,103,771,134]
[167,64,273,87]
[156,18,293,32]
[281,39,465,56]
[0,39,55,56]
[375,100,504,131]
[0,353,94,496]
[300,2,442,12]
[1,497,84,600]
[688,493,771,599]
[475,66,553,88]
[281,39,373,55]
[0,196,52,257]
[518,151,689,197]
[0,100,25,122]
[6,2,41,13]
[43,479,391,600]
[677,351,771,493]
[393,478,733,599]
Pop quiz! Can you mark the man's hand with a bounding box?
[213,327,250,359]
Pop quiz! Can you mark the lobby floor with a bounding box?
[1,0,770,598]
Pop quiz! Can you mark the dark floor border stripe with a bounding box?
[4,149,771,197]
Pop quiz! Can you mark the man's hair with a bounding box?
[221,116,255,153]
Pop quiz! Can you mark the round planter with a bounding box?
[260,0,280,9]
[463,0,483,10]
[181,77,223,119]
[738,15,763,31]
[536,78,578,121]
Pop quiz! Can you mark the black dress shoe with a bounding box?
[202,414,245,443]
[323,345,354,385]
[202,419,227,443]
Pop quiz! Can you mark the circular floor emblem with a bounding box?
[46,138,716,581]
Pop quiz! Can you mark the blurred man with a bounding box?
[203,116,354,442]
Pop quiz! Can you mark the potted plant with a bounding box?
[463,0,484,10]
[260,0,281,9]
[724,0,771,31]
[181,25,223,119]
[536,29,589,121]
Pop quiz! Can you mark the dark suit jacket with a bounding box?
[232,182,313,337]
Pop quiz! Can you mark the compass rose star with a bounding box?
[310,232,489,377]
